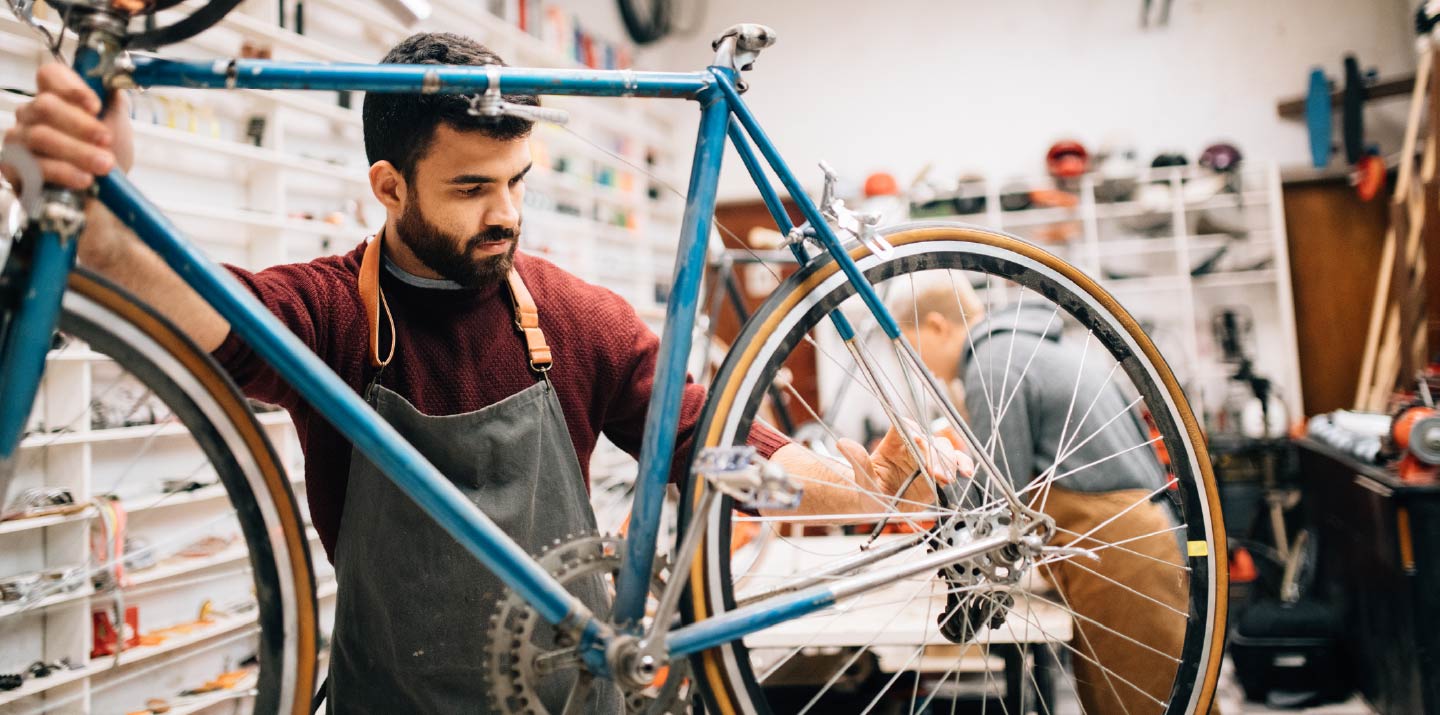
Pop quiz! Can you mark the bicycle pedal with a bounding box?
[694,446,803,511]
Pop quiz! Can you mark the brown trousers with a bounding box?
[1038,486,1208,715]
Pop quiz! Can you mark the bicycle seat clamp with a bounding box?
[711,23,776,84]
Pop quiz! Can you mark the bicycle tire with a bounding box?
[681,223,1226,714]
[3,268,317,713]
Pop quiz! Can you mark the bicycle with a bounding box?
[0,2,1226,713]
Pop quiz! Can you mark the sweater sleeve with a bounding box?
[210,261,346,410]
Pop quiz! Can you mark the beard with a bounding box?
[394,199,519,288]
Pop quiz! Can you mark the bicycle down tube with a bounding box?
[1,54,1004,663]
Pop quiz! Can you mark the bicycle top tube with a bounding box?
[126,56,714,100]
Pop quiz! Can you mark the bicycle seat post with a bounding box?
[710,23,776,91]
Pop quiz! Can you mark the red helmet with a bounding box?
[1046,140,1089,178]
[863,172,900,197]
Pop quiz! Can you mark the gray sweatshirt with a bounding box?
[961,303,1166,494]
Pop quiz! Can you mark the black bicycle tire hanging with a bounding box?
[127,0,246,50]
[617,0,673,45]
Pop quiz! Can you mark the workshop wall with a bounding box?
[643,0,1418,200]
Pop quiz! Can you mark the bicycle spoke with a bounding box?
[791,573,940,714]
[1023,590,1180,664]
[1057,558,1190,619]
[1038,523,1190,571]
[993,592,1162,713]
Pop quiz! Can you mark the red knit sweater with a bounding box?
[213,241,788,562]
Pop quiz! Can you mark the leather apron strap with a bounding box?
[357,231,552,372]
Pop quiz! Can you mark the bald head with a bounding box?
[894,272,987,330]
[893,272,987,382]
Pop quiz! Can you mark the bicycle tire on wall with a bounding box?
[680,223,1227,715]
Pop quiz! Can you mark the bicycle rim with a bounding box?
[682,223,1225,715]
[0,269,316,714]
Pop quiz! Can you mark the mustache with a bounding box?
[465,226,518,250]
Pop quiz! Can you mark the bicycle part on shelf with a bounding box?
[817,161,892,258]
[0,572,39,602]
[485,533,690,715]
[1,486,77,520]
[467,66,571,126]
[1306,67,1333,168]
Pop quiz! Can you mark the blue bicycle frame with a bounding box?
[0,53,911,667]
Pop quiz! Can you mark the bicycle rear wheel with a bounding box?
[0,269,316,713]
[683,223,1225,714]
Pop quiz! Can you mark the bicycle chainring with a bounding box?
[484,534,691,714]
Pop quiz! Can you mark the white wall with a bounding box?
[635,0,1417,201]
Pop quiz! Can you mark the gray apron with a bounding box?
[326,277,621,713]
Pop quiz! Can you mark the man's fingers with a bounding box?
[836,438,878,484]
[17,93,112,148]
[36,63,102,115]
[21,125,113,176]
[34,156,95,190]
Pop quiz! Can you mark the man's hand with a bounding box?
[3,63,133,191]
[835,420,974,513]
[0,62,229,352]
[3,63,136,266]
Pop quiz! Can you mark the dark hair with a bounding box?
[362,32,539,179]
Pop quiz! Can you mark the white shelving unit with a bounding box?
[909,161,1303,425]
[0,1,686,711]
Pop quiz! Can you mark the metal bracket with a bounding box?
[817,161,893,259]
[693,446,802,511]
[466,66,571,126]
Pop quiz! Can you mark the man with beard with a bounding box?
[5,33,966,712]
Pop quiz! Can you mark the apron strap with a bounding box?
[357,230,553,374]
[507,269,553,373]
[358,231,396,369]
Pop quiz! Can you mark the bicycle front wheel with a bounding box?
[0,269,317,714]
[683,223,1225,715]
